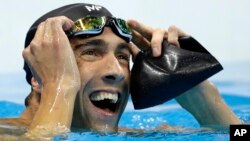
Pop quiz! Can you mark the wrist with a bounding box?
[42,79,80,92]
[40,82,79,105]
[41,75,81,90]
[29,81,79,131]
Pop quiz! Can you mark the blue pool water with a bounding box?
[1,94,250,141]
[0,62,250,140]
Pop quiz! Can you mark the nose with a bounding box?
[101,55,125,84]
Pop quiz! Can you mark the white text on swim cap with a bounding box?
[85,5,102,12]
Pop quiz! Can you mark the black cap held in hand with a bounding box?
[130,37,223,109]
[23,3,112,85]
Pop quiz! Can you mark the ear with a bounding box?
[31,77,41,93]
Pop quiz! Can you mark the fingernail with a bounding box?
[63,21,73,31]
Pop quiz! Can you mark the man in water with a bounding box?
[0,3,241,138]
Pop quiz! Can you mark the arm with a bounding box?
[22,16,80,138]
[175,80,241,129]
[25,83,78,137]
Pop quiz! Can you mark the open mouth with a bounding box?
[89,92,120,114]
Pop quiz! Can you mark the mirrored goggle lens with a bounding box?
[115,18,132,34]
[71,17,106,34]
[68,16,132,42]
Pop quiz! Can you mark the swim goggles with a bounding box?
[67,16,132,42]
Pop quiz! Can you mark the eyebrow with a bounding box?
[116,42,130,54]
[74,39,107,50]
[74,38,130,54]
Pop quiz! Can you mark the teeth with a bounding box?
[90,92,118,103]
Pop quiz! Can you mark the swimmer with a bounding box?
[0,3,241,139]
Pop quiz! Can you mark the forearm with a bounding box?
[26,83,78,137]
[176,80,241,128]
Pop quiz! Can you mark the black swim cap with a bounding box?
[23,3,113,85]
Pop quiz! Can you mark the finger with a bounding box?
[167,25,189,48]
[29,22,46,53]
[151,28,165,57]
[32,22,45,44]
[131,29,151,51]
[43,19,53,43]
[46,16,74,38]
[22,47,39,82]
[47,16,74,30]
[127,19,153,41]
[167,26,180,48]
[29,22,45,56]
[44,16,74,48]
[55,16,74,32]
[61,16,74,31]
[128,42,140,60]
[22,46,32,63]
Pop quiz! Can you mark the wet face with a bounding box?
[70,27,130,132]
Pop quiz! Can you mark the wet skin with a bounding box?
[0,16,241,139]
[70,27,130,132]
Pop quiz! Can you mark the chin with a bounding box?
[90,123,118,132]
[73,88,129,132]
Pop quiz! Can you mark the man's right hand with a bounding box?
[22,16,81,138]
[22,16,81,92]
